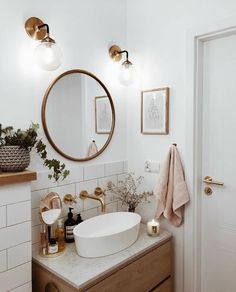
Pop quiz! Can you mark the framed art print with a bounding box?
[95,96,112,134]
[141,87,169,134]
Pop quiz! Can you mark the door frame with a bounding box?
[184,17,236,292]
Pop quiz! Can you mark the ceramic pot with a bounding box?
[0,146,30,172]
[128,204,136,213]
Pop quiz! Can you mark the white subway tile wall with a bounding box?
[57,166,83,186]
[0,250,7,273]
[0,206,6,229]
[0,184,31,206]
[31,171,56,191]
[7,201,31,226]
[0,222,31,251]
[10,282,32,292]
[104,161,124,176]
[123,160,128,173]
[83,164,105,180]
[31,161,127,252]
[0,262,31,291]
[7,241,32,269]
[0,182,32,291]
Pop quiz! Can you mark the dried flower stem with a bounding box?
[105,173,153,210]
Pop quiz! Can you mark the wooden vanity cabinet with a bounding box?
[33,239,172,292]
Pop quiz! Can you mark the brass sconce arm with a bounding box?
[109,45,132,64]
[37,23,50,34]
[36,23,56,44]
[117,50,129,62]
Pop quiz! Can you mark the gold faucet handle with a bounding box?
[63,194,78,205]
[79,190,88,199]
[94,187,103,196]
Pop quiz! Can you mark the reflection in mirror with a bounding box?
[95,96,112,134]
[42,69,115,161]
[40,192,62,225]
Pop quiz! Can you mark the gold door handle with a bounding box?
[203,176,224,186]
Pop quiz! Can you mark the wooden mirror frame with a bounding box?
[41,69,115,162]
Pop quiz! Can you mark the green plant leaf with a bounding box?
[0,122,70,182]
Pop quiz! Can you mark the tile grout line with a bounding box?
[4,240,32,253]
[31,172,125,192]
[6,203,8,227]
[6,219,31,228]
[4,260,31,274]
[7,280,32,292]
[4,199,31,207]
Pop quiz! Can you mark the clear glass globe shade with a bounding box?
[34,42,62,71]
[119,63,136,86]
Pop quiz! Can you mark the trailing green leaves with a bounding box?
[0,123,70,182]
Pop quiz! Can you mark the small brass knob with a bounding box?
[79,190,88,199]
[63,194,77,205]
[94,187,103,196]
[204,186,213,196]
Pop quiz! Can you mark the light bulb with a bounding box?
[34,41,62,71]
[119,61,136,86]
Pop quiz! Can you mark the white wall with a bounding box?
[126,1,236,292]
[0,0,127,171]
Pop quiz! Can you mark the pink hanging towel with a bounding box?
[155,145,190,226]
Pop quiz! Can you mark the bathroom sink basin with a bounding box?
[73,212,141,258]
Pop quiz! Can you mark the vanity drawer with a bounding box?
[85,241,171,292]
[151,277,172,292]
[33,262,77,292]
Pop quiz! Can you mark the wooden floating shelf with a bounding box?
[0,170,37,186]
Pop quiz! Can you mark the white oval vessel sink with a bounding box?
[73,212,141,258]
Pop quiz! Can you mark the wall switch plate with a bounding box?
[144,160,160,173]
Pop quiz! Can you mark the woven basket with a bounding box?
[0,146,30,172]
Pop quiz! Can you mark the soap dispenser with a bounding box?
[64,207,76,243]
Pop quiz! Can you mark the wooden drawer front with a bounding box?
[32,263,77,292]
[86,241,171,292]
[151,277,172,292]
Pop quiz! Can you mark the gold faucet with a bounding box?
[79,187,105,212]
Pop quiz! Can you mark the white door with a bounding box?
[201,34,236,292]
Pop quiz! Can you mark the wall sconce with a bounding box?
[109,45,135,86]
[25,17,62,71]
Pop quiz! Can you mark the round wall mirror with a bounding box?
[40,192,62,225]
[42,69,115,161]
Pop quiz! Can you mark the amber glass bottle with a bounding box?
[55,219,65,252]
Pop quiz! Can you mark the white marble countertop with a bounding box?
[33,224,171,290]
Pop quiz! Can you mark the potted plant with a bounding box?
[0,123,69,181]
[105,173,153,212]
